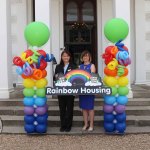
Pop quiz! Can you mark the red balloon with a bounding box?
[38,60,47,70]
[105,46,114,54]
[102,46,115,65]
[13,56,24,67]
[122,46,128,51]
[42,70,47,78]
[37,50,47,57]
[25,50,34,58]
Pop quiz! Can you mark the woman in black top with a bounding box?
[54,50,76,132]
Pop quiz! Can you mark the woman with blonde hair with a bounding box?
[79,50,96,131]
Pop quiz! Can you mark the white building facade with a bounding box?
[0,0,150,98]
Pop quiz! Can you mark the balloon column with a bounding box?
[102,18,131,133]
[13,22,55,134]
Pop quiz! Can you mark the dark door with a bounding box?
[64,0,97,68]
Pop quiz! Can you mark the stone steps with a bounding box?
[1,115,150,127]
[0,105,150,116]
[0,98,150,106]
[3,126,150,134]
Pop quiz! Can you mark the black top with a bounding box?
[54,63,76,81]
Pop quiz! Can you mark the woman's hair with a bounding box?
[60,50,72,66]
[80,50,92,63]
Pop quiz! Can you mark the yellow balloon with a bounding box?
[23,79,35,88]
[104,76,117,87]
[107,58,118,70]
[118,76,129,86]
[35,78,47,88]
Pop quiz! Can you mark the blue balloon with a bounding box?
[36,124,47,133]
[115,122,126,133]
[36,114,48,124]
[24,124,35,133]
[116,113,126,122]
[104,113,115,122]
[116,96,128,105]
[24,115,35,124]
[104,122,115,132]
[23,97,34,106]
[34,97,47,107]
[104,96,116,105]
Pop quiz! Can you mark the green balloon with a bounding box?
[23,88,35,97]
[104,18,129,43]
[36,88,46,97]
[24,22,50,47]
[111,87,118,96]
[118,86,129,96]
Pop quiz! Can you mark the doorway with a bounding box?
[64,0,97,68]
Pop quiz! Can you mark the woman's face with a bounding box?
[82,54,90,63]
[62,52,70,63]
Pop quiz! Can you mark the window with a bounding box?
[82,1,94,21]
[67,2,78,21]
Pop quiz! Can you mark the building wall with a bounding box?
[11,0,33,85]
[145,0,150,83]
[10,0,150,86]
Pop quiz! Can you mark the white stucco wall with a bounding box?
[11,0,33,85]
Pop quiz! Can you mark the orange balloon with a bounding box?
[122,68,128,76]
[42,69,47,78]
[22,74,32,79]
[104,67,117,77]
[32,69,43,80]
[111,46,118,57]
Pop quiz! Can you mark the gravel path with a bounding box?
[0,134,150,150]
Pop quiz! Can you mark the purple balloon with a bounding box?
[35,105,47,115]
[103,105,114,113]
[24,107,34,115]
[115,105,126,114]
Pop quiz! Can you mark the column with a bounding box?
[113,0,133,98]
[0,0,14,99]
[35,0,52,87]
[135,0,146,84]
[97,0,113,77]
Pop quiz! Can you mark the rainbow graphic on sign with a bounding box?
[65,69,92,84]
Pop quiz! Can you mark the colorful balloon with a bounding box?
[24,107,34,115]
[104,18,129,43]
[35,78,48,88]
[24,22,50,47]
[24,124,35,133]
[104,96,116,105]
[34,97,47,107]
[115,122,126,133]
[23,97,34,106]
[111,87,118,96]
[118,86,129,96]
[23,79,35,88]
[116,96,128,105]
[103,76,117,87]
[115,105,125,114]
[24,115,35,124]
[104,113,115,122]
[116,113,126,122]
[118,77,129,86]
[36,88,46,97]
[23,88,35,97]
[104,122,115,132]
[103,105,114,113]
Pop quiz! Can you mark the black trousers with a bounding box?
[58,95,74,129]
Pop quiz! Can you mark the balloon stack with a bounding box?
[102,18,131,134]
[13,22,55,134]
